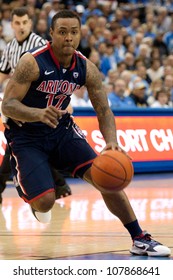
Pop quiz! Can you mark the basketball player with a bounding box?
[0,7,72,204]
[1,10,170,257]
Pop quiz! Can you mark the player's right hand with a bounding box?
[39,106,67,128]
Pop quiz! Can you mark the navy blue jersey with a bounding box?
[7,42,87,134]
[23,42,87,109]
[5,43,97,202]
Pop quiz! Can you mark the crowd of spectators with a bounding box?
[1,0,173,109]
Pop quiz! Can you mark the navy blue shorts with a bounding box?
[7,116,97,203]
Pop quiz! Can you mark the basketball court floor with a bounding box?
[0,172,173,260]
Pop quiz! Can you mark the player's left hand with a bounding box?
[101,142,132,159]
[102,142,120,152]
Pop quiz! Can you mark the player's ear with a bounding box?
[49,28,53,38]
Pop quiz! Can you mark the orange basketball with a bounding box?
[91,149,134,192]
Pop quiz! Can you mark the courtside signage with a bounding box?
[74,116,173,162]
[1,116,173,164]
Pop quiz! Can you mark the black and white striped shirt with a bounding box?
[0,32,47,74]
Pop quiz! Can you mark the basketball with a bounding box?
[91,149,134,192]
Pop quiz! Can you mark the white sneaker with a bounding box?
[130,231,171,257]
[31,207,51,223]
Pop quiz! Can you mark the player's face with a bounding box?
[11,15,32,42]
[50,18,81,56]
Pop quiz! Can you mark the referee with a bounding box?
[0,7,72,206]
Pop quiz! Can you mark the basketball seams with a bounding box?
[92,162,126,182]
[91,150,133,192]
[101,154,129,181]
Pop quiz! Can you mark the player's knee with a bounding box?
[83,168,93,184]
[31,192,55,212]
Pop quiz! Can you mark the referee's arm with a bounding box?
[0,45,11,89]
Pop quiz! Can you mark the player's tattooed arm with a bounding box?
[3,53,39,103]
[2,53,65,127]
[13,53,39,85]
[85,59,117,144]
[1,53,41,122]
